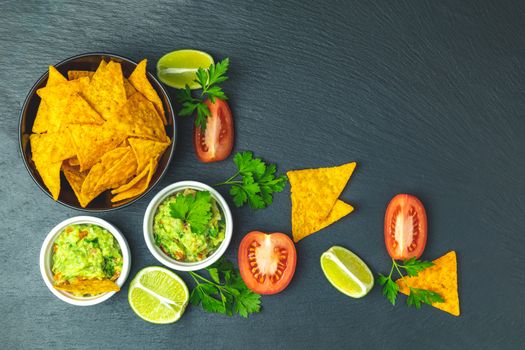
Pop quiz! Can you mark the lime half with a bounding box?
[157,49,214,89]
[320,246,374,298]
[128,266,189,324]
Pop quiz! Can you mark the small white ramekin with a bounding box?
[143,181,233,271]
[39,216,131,306]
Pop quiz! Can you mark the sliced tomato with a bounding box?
[238,231,297,295]
[384,194,427,260]
[194,99,234,163]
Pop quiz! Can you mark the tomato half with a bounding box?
[238,231,297,295]
[384,194,427,260]
[194,99,234,163]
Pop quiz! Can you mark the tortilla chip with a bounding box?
[94,148,138,192]
[128,137,170,175]
[288,162,356,241]
[79,147,131,207]
[33,67,68,133]
[35,77,89,132]
[62,164,88,201]
[108,92,166,141]
[111,159,157,202]
[69,70,136,98]
[54,278,120,295]
[295,200,355,242]
[30,132,75,164]
[68,70,94,80]
[68,123,127,171]
[82,60,127,119]
[48,66,68,85]
[64,93,105,126]
[33,159,62,200]
[128,59,166,124]
[396,251,460,316]
[68,157,80,166]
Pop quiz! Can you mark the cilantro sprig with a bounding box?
[377,258,444,308]
[176,58,230,130]
[188,259,261,318]
[215,151,287,209]
[169,191,212,234]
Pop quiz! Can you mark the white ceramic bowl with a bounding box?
[143,181,233,271]
[39,216,131,306]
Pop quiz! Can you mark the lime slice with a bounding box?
[128,266,189,324]
[156,49,214,89]
[320,246,374,298]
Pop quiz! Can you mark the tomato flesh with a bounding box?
[384,194,427,260]
[194,99,234,163]
[238,231,297,295]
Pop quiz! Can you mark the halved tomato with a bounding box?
[238,231,297,295]
[194,99,234,163]
[384,194,427,260]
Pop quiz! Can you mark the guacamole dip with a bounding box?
[153,189,226,262]
[52,224,123,284]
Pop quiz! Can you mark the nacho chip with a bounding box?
[288,162,356,241]
[396,251,460,316]
[79,147,131,207]
[128,137,170,175]
[295,200,355,242]
[109,92,166,141]
[111,159,157,202]
[68,123,127,171]
[33,67,68,133]
[33,159,62,200]
[64,93,105,126]
[82,60,127,119]
[54,278,120,295]
[68,157,80,166]
[35,77,89,132]
[128,59,166,124]
[94,148,138,192]
[62,163,88,201]
[30,132,75,164]
[68,70,94,80]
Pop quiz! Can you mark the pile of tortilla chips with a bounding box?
[396,251,460,316]
[29,59,171,207]
[288,162,356,242]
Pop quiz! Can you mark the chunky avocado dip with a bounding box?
[52,224,123,286]
[153,189,226,262]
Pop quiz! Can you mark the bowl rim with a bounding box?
[39,216,131,306]
[18,52,177,212]
[143,181,233,271]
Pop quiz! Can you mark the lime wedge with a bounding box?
[128,266,189,324]
[156,49,214,89]
[320,246,374,298]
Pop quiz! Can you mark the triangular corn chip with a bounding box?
[128,137,170,175]
[288,162,356,241]
[63,93,105,126]
[396,251,460,316]
[111,159,157,202]
[54,278,120,295]
[128,59,166,124]
[69,70,136,98]
[62,163,88,201]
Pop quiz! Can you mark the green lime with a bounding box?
[128,266,189,324]
[320,246,374,298]
[156,49,214,89]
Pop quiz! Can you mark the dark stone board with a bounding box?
[1,0,524,348]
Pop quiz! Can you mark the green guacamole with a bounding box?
[52,224,123,284]
[153,189,226,262]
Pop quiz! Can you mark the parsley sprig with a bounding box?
[176,58,230,130]
[215,151,287,209]
[377,258,444,308]
[169,191,212,234]
[188,259,261,318]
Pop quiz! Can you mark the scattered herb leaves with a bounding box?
[215,151,287,210]
[188,259,261,318]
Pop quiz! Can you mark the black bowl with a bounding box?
[19,52,176,212]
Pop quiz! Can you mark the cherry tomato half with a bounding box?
[193,99,234,163]
[384,194,428,260]
[238,231,297,295]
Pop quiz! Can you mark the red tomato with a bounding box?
[384,194,427,260]
[194,99,234,163]
[238,231,297,295]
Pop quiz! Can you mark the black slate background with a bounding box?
[1,0,524,349]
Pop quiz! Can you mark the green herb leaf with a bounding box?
[188,259,261,317]
[407,287,444,309]
[400,258,435,277]
[377,273,399,306]
[169,191,212,234]
[218,151,287,210]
